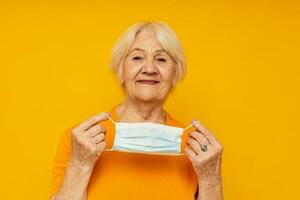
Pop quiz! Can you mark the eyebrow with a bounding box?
[129,48,167,54]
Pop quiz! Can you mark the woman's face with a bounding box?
[122,29,176,103]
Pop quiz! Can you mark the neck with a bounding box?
[116,97,166,124]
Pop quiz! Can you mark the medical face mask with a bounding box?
[104,113,196,156]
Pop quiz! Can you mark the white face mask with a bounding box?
[104,113,196,156]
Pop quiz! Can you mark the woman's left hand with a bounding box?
[185,120,223,184]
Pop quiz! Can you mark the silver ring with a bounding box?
[200,144,208,152]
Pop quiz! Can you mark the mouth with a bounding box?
[136,80,160,85]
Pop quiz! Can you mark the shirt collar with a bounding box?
[109,105,173,126]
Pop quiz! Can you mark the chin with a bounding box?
[135,95,159,103]
[134,92,164,103]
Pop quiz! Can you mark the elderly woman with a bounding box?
[50,22,223,200]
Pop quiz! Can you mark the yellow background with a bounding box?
[1,0,299,199]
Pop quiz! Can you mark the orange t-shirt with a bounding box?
[50,105,198,199]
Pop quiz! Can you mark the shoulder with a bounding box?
[57,123,78,150]
[165,111,195,133]
[165,111,188,128]
[165,111,196,146]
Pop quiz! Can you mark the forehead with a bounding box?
[129,29,166,53]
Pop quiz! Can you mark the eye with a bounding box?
[157,58,167,62]
[132,56,143,60]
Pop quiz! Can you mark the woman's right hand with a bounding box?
[69,112,110,169]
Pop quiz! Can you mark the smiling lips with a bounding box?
[136,80,160,85]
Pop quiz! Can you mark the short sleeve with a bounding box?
[49,125,75,198]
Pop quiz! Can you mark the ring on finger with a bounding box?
[200,144,208,152]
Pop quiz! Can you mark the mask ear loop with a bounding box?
[183,120,199,131]
[103,112,116,152]
[103,112,116,125]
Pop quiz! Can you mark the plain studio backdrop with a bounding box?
[0,0,299,199]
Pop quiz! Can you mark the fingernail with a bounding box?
[191,119,199,125]
[101,112,111,119]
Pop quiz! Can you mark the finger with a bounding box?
[86,124,106,137]
[189,130,211,145]
[96,140,106,151]
[187,137,202,155]
[91,133,105,144]
[76,112,110,132]
[184,146,197,161]
[192,119,217,144]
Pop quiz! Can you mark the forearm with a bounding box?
[196,177,223,200]
[53,159,94,200]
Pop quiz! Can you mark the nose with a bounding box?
[141,58,158,75]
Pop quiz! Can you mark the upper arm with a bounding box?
[49,126,74,198]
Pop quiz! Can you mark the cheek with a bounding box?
[161,65,176,83]
[123,61,141,82]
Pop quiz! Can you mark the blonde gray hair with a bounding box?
[109,21,186,87]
